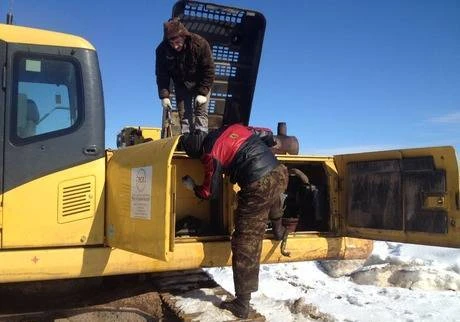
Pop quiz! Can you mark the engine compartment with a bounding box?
[172,155,334,240]
[283,162,330,232]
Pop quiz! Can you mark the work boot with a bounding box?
[219,294,250,319]
[271,218,286,241]
[177,133,189,152]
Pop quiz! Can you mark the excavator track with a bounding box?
[0,270,265,321]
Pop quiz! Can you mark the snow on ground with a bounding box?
[170,241,460,321]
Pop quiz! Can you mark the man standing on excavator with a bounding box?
[155,18,215,134]
[181,124,288,319]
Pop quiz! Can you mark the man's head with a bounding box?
[163,18,190,52]
[182,131,206,159]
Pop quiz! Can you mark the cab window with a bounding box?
[12,54,82,142]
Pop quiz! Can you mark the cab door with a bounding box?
[335,146,460,247]
[2,43,105,248]
[105,136,181,261]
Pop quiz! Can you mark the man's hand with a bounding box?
[182,175,197,191]
[161,98,172,109]
[195,95,207,106]
[194,185,211,200]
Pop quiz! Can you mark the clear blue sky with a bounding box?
[4,0,460,154]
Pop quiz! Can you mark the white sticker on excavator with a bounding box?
[131,166,152,220]
[25,59,41,72]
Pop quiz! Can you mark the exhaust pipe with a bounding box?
[271,122,299,155]
[6,12,13,25]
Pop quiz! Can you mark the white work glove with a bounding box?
[161,98,172,109]
[195,95,207,106]
[182,175,197,191]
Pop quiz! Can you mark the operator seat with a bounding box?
[17,94,40,138]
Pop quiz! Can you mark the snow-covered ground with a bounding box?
[171,241,460,321]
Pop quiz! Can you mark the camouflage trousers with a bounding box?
[175,87,210,134]
[232,164,288,296]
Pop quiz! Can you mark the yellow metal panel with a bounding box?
[0,195,2,247]
[0,23,95,50]
[2,158,105,248]
[58,176,96,223]
[171,156,210,226]
[141,127,161,141]
[424,195,448,210]
[0,194,3,228]
[122,126,162,142]
[0,236,372,283]
[323,159,341,232]
[170,164,176,252]
[335,146,460,247]
[106,136,181,261]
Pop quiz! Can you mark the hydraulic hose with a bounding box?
[280,229,291,257]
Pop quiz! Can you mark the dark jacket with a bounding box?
[195,124,279,200]
[155,33,215,99]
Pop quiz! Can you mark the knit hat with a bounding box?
[163,18,191,40]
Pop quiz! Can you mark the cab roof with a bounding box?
[0,23,95,50]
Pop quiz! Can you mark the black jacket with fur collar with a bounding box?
[156,33,215,99]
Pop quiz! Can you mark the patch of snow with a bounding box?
[189,241,460,321]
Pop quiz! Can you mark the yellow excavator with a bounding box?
[0,0,458,284]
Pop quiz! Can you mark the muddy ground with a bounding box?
[0,273,180,321]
